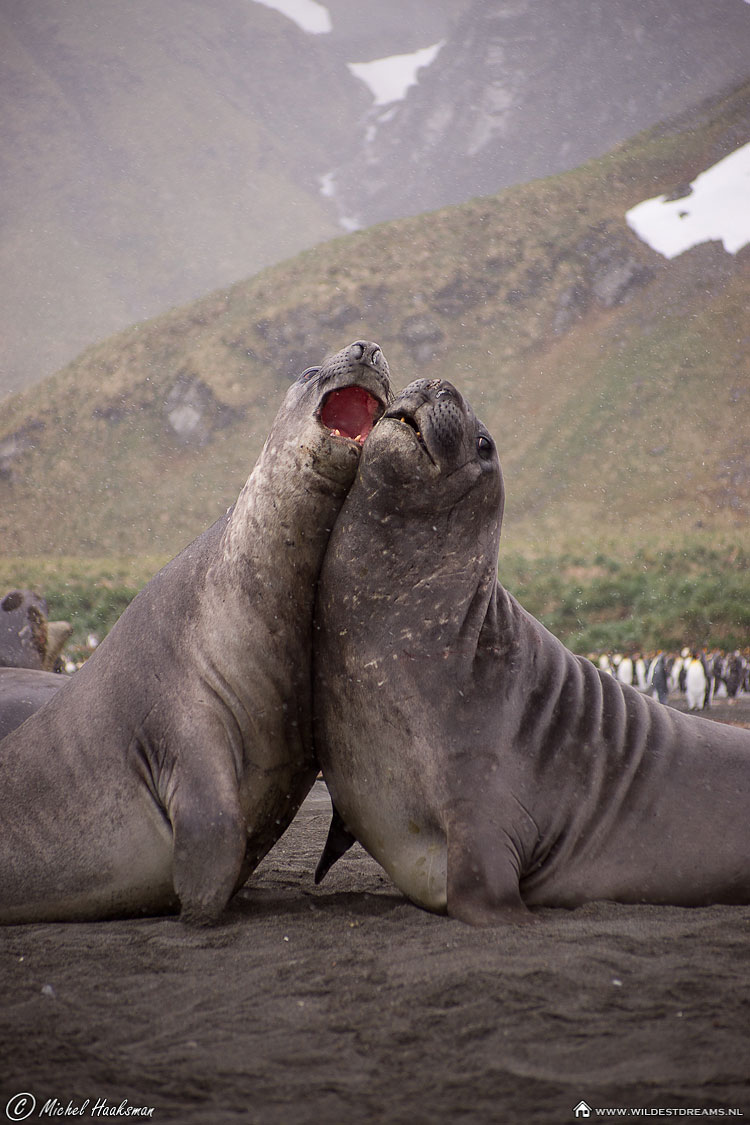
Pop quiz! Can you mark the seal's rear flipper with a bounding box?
[315,804,356,884]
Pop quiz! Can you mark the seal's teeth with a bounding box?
[330,428,342,437]
[354,433,364,443]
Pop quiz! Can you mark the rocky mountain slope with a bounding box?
[2,0,746,396]
[1,80,748,560]
[329,0,750,228]
[0,0,462,397]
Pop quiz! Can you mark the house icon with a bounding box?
[573,1102,592,1119]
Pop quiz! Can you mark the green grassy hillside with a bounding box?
[1,82,748,651]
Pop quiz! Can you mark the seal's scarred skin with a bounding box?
[0,341,390,924]
[314,379,750,925]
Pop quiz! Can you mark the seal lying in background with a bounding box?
[0,341,390,924]
[0,590,72,740]
[313,379,750,925]
[0,667,67,741]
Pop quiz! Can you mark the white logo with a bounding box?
[5,1093,36,1122]
[572,1102,592,1120]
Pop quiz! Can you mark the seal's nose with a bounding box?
[349,340,388,377]
[324,340,390,385]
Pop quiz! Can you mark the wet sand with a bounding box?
[2,700,750,1123]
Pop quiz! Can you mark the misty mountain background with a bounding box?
[2,0,749,399]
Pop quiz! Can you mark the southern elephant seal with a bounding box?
[313,379,750,924]
[0,589,72,671]
[0,341,391,924]
[0,667,68,742]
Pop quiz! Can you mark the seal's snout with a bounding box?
[316,340,390,445]
[321,340,389,384]
[350,340,385,373]
[383,380,467,465]
[431,390,465,455]
[384,404,432,460]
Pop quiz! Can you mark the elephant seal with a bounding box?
[0,667,68,741]
[0,341,390,924]
[0,589,72,671]
[313,379,750,924]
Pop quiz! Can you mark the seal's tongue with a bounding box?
[321,386,381,444]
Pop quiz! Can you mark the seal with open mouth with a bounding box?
[313,378,750,924]
[0,341,390,923]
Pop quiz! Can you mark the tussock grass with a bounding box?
[3,544,747,662]
[502,544,750,652]
[0,556,166,658]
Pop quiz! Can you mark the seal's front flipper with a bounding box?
[168,750,247,925]
[315,803,356,884]
[445,803,532,927]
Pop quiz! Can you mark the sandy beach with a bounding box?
[2,698,749,1124]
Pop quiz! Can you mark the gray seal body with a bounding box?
[0,341,390,923]
[0,667,67,741]
[313,379,750,925]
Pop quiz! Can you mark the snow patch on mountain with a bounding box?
[626,142,750,259]
[320,42,445,230]
[347,42,444,106]
[250,0,331,35]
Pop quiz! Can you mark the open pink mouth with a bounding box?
[320,386,382,445]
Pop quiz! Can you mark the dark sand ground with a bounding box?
[2,697,749,1124]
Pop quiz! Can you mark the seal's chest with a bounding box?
[370,816,448,913]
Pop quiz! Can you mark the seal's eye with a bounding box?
[477,434,494,460]
[298,366,320,384]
